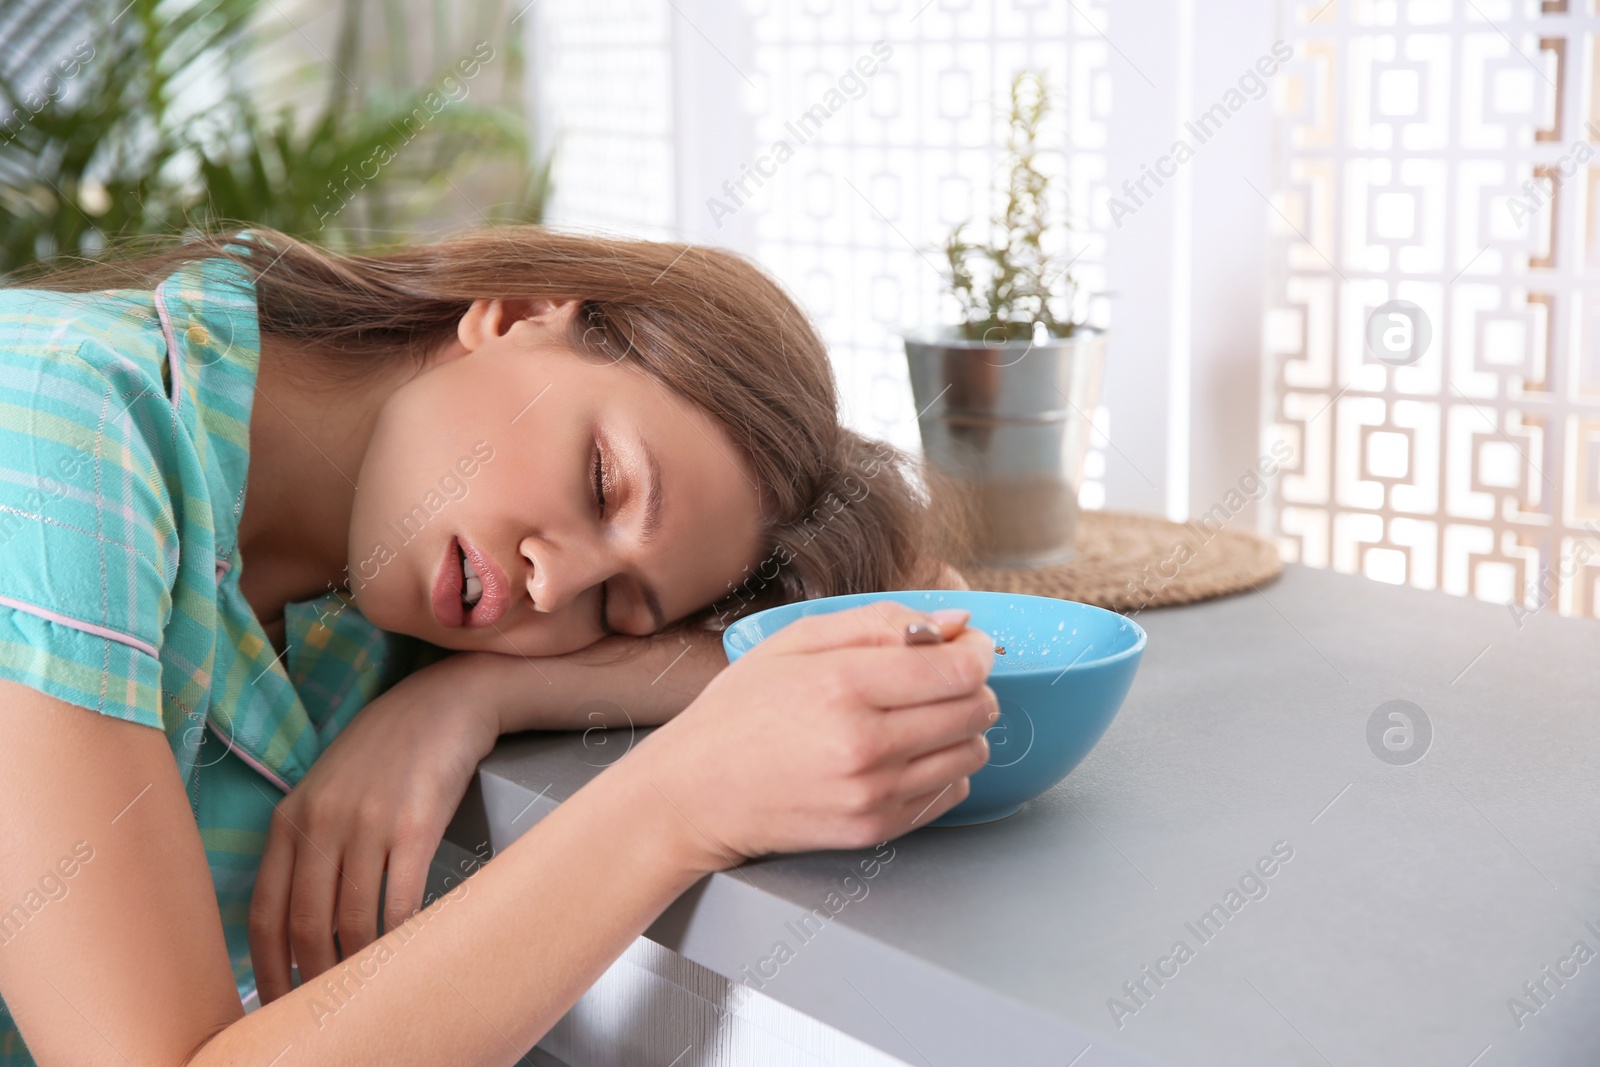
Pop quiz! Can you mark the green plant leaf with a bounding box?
[935,68,1082,341]
[1,0,553,272]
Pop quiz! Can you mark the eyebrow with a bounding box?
[639,434,664,546]
[637,434,667,632]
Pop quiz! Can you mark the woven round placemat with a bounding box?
[957,510,1283,612]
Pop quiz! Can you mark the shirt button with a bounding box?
[187,325,211,346]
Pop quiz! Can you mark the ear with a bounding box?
[457,297,580,352]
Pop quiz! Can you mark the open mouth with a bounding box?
[432,535,508,630]
[460,541,484,612]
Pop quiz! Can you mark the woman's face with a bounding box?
[348,298,768,656]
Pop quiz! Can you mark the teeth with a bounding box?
[461,550,483,608]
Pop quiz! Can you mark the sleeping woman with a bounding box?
[0,227,997,1066]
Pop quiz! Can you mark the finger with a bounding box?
[381,835,437,937]
[898,775,972,831]
[247,811,297,1005]
[894,733,990,800]
[335,838,386,960]
[831,626,996,708]
[287,838,343,984]
[877,686,999,762]
[759,599,969,657]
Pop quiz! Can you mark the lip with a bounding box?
[431,536,466,629]
[431,535,512,629]
[458,536,511,627]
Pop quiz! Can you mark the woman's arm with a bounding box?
[251,566,976,995]
[476,556,969,734]
[0,600,994,1066]
[247,628,725,997]
[0,680,245,1066]
[469,626,730,733]
[0,675,704,1066]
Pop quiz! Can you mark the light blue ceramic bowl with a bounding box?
[721,589,1146,826]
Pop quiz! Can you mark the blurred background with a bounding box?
[2,0,1594,623]
[0,0,550,257]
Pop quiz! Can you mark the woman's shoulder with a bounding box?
[0,282,178,488]
[0,255,261,731]
[0,290,180,728]
[0,250,260,390]
[0,253,263,496]
[0,279,160,344]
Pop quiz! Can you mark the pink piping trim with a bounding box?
[0,596,294,793]
[0,592,160,660]
[152,280,183,416]
[206,717,291,794]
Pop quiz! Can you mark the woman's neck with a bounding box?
[236,336,418,615]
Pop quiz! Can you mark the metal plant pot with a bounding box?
[903,326,1106,568]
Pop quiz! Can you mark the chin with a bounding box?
[344,575,424,639]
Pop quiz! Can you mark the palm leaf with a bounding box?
[1,0,553,273]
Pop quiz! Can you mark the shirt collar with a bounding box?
[151,243,262,572]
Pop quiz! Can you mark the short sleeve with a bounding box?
[0,308,178,732]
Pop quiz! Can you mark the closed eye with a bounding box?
[592,437,614,635]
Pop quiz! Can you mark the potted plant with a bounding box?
[902,69,1104,568]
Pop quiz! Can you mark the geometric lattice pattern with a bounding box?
[1265,0,1600,621]
[535,0,678,240]
[741,0,1114,487]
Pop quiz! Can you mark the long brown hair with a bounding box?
[9,226,972,632]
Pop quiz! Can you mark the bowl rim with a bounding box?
[722,589,1147,677]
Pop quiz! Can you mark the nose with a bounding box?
[519,534,612,614]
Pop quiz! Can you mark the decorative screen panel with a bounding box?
[1266,0,1600,621]
[740,0,1114,501]
[535,0,678,240]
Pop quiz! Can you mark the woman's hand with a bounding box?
[249,624,731,1006]
[247,652,502,1005]
[621,599,998,868]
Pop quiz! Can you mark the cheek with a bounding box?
[666,515,767,617]
[344,409,463,624]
